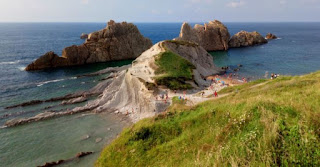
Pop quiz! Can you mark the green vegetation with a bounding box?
[154,51,195,90]
[96,71,320,167]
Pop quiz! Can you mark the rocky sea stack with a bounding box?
[266,33,278,40]
[25,20,152,71]
[176,20,230,51]
[175,20,275,51]
[229,31,268,48]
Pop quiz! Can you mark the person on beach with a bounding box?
[214,91,218,97]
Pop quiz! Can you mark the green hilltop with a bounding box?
[96,71,320,166]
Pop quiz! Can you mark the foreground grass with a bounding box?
[154,50,195,90]
[96,71,320,167]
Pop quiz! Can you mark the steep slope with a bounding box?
[96,71,320,166]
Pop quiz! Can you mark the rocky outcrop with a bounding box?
[175,20,230,51]
[229,31,268,48]
[80,33,88,39]
[25,52,68,71]
[266,33,278,40]
[25,20,152,71]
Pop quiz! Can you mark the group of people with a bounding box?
[155,92,169,104]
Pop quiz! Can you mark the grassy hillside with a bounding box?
[154,50,195,90]
[96,71,320,167]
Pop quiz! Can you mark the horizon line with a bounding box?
[0,21,320,24]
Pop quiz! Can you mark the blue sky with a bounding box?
[0,0,319,22]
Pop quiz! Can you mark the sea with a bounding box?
[0,22,320,166]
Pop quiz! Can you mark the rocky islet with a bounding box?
[25,20,152,71]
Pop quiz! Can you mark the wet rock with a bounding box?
[80,33,88,39]
[76,151,93,158]
[266,33,278,40]
[81,135,90,141]
[62,96,87,105]
[95,138,103,143]
[5,100,43,109]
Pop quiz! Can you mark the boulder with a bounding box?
[229,31,268,48]
[266,33,278,40]
[175,20,230,51]
[80,33,88,39]
[26,20,153,71]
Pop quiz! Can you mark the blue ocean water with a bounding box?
[0,22,320,166]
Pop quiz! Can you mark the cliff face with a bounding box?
[176,20,230,51]
[25,20,152,71]
[229,31,268,48]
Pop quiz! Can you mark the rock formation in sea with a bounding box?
[25,20,153,71]
[229,31,268,48]
[80,33,88,39]
[265,33,278,40]
[6,40,223,127]
[175,20,230,51]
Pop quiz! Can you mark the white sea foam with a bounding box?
[0,60,20,65]
[17,66,26,71]
[0,125,7,129]
[37,79,65,87]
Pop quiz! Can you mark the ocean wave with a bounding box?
[37,79,65,87]
[0,60,20,65]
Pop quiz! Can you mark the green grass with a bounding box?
[96,71,320,167]
[154,51,195,90]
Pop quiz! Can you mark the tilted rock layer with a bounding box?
[25,20,152,71]
[229,31,268,48]
[176,20,230,51]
